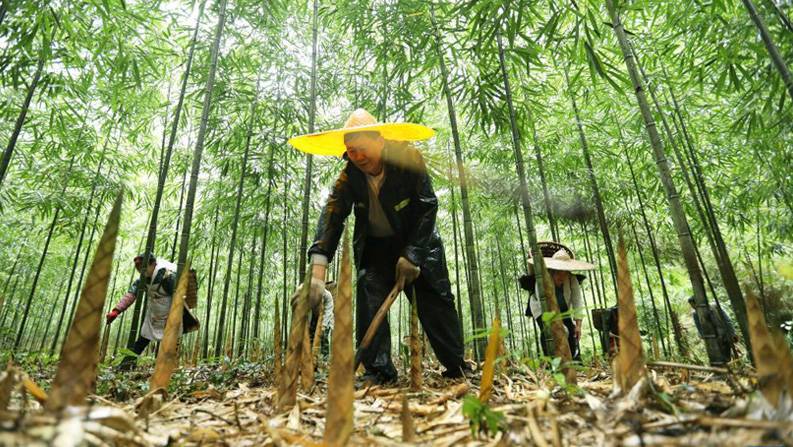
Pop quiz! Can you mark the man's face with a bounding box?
[344,132,384,176]
[551,270,569,287]
[136,262,156,278]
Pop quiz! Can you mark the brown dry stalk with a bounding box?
[47,192,122,412]
[428,382,469,405]
[301,316,315,391]
[745,287,791,407]
[0,361,16,411]
[401,392,416,442]
[409,291,422,391]
[191,332,201,366]
[274,299,282,385]
[479,317,501,404]
[324,231,354,446]
[22,375,47,403]
[277,267,312,412]
[98,324,111,364]
[311,297,325,362]
[540,266,575,384]
[150,260,191,392]
[615,237,646,393]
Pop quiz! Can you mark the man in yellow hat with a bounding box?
[289,109,466,384]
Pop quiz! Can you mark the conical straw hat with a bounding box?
[543,249,595,272]
[288,108,435,157]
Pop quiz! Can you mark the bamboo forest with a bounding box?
[0,0,792,444]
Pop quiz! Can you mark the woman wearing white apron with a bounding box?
[106,253,178,367]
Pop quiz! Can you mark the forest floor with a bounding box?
[3,356,793,446]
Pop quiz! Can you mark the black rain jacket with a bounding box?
[308,142,452,296]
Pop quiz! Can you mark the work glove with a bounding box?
[106,308,120,324]
[290,277,326,311]
[395,256,420,291]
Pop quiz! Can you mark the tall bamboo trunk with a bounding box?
[14,157,74,349]
[128,3,205,346]
[448,158,465,343]
[429,3,486,359]
[508,247,531,356]
[565,73,619,301]
[664,79,753,359]
[50,220,89,355]
[0,249,22,300]
[625,201,668,357]
[239,237,257,358]
[254,146,276,343]
[765,0,793,33]
[620,134,682,355]
[606,0,721,363]
[1,275,23,348]
[297,0,320,279]
[170,165,189,260]
[229,245,244,356]
[514,205,540,356]
[635,54,725,310]
[742,0,793,102]
[214,128,252,357]
[67,194,105,336]
[0,52,45,188]
[495,236,516,352]
[528,116,558,242]
[50,124,114,354]
[452,170,475,347]
[281,177,290,349]
[15,210,60,350]
[495,27,558,356]
[176,0,228,277]
[39,278,66,352]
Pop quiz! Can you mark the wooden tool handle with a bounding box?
[353,283,401,372]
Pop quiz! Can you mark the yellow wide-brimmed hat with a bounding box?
[287,108,435,157]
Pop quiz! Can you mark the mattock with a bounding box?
[353,283,402,372]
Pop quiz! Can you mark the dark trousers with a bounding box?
[119,335,153,369]
[536,317,581,361]
[356,237,464,381]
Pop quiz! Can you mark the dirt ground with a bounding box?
[2,357,792,446]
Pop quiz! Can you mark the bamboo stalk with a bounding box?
[614,237,646,393]
[277,267,312,412]
[409,290,422,391]
[324,231,354,446]
[47,192,122,412]
[150,260,191,392]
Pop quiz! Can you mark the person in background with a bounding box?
[520,243,595,361]
[106,253,196,367]
[688,297,739,363]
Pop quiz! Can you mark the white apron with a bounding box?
[140,260,181,341]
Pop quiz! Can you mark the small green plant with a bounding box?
[462,395,504,438]
[546,356,583,395]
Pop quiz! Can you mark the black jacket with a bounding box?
[308,142,452,295]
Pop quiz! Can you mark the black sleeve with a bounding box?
[401,151,438,268]
[308,166,354,262]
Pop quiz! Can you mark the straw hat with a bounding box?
[288,108,435,157]
[527,241,595,273]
